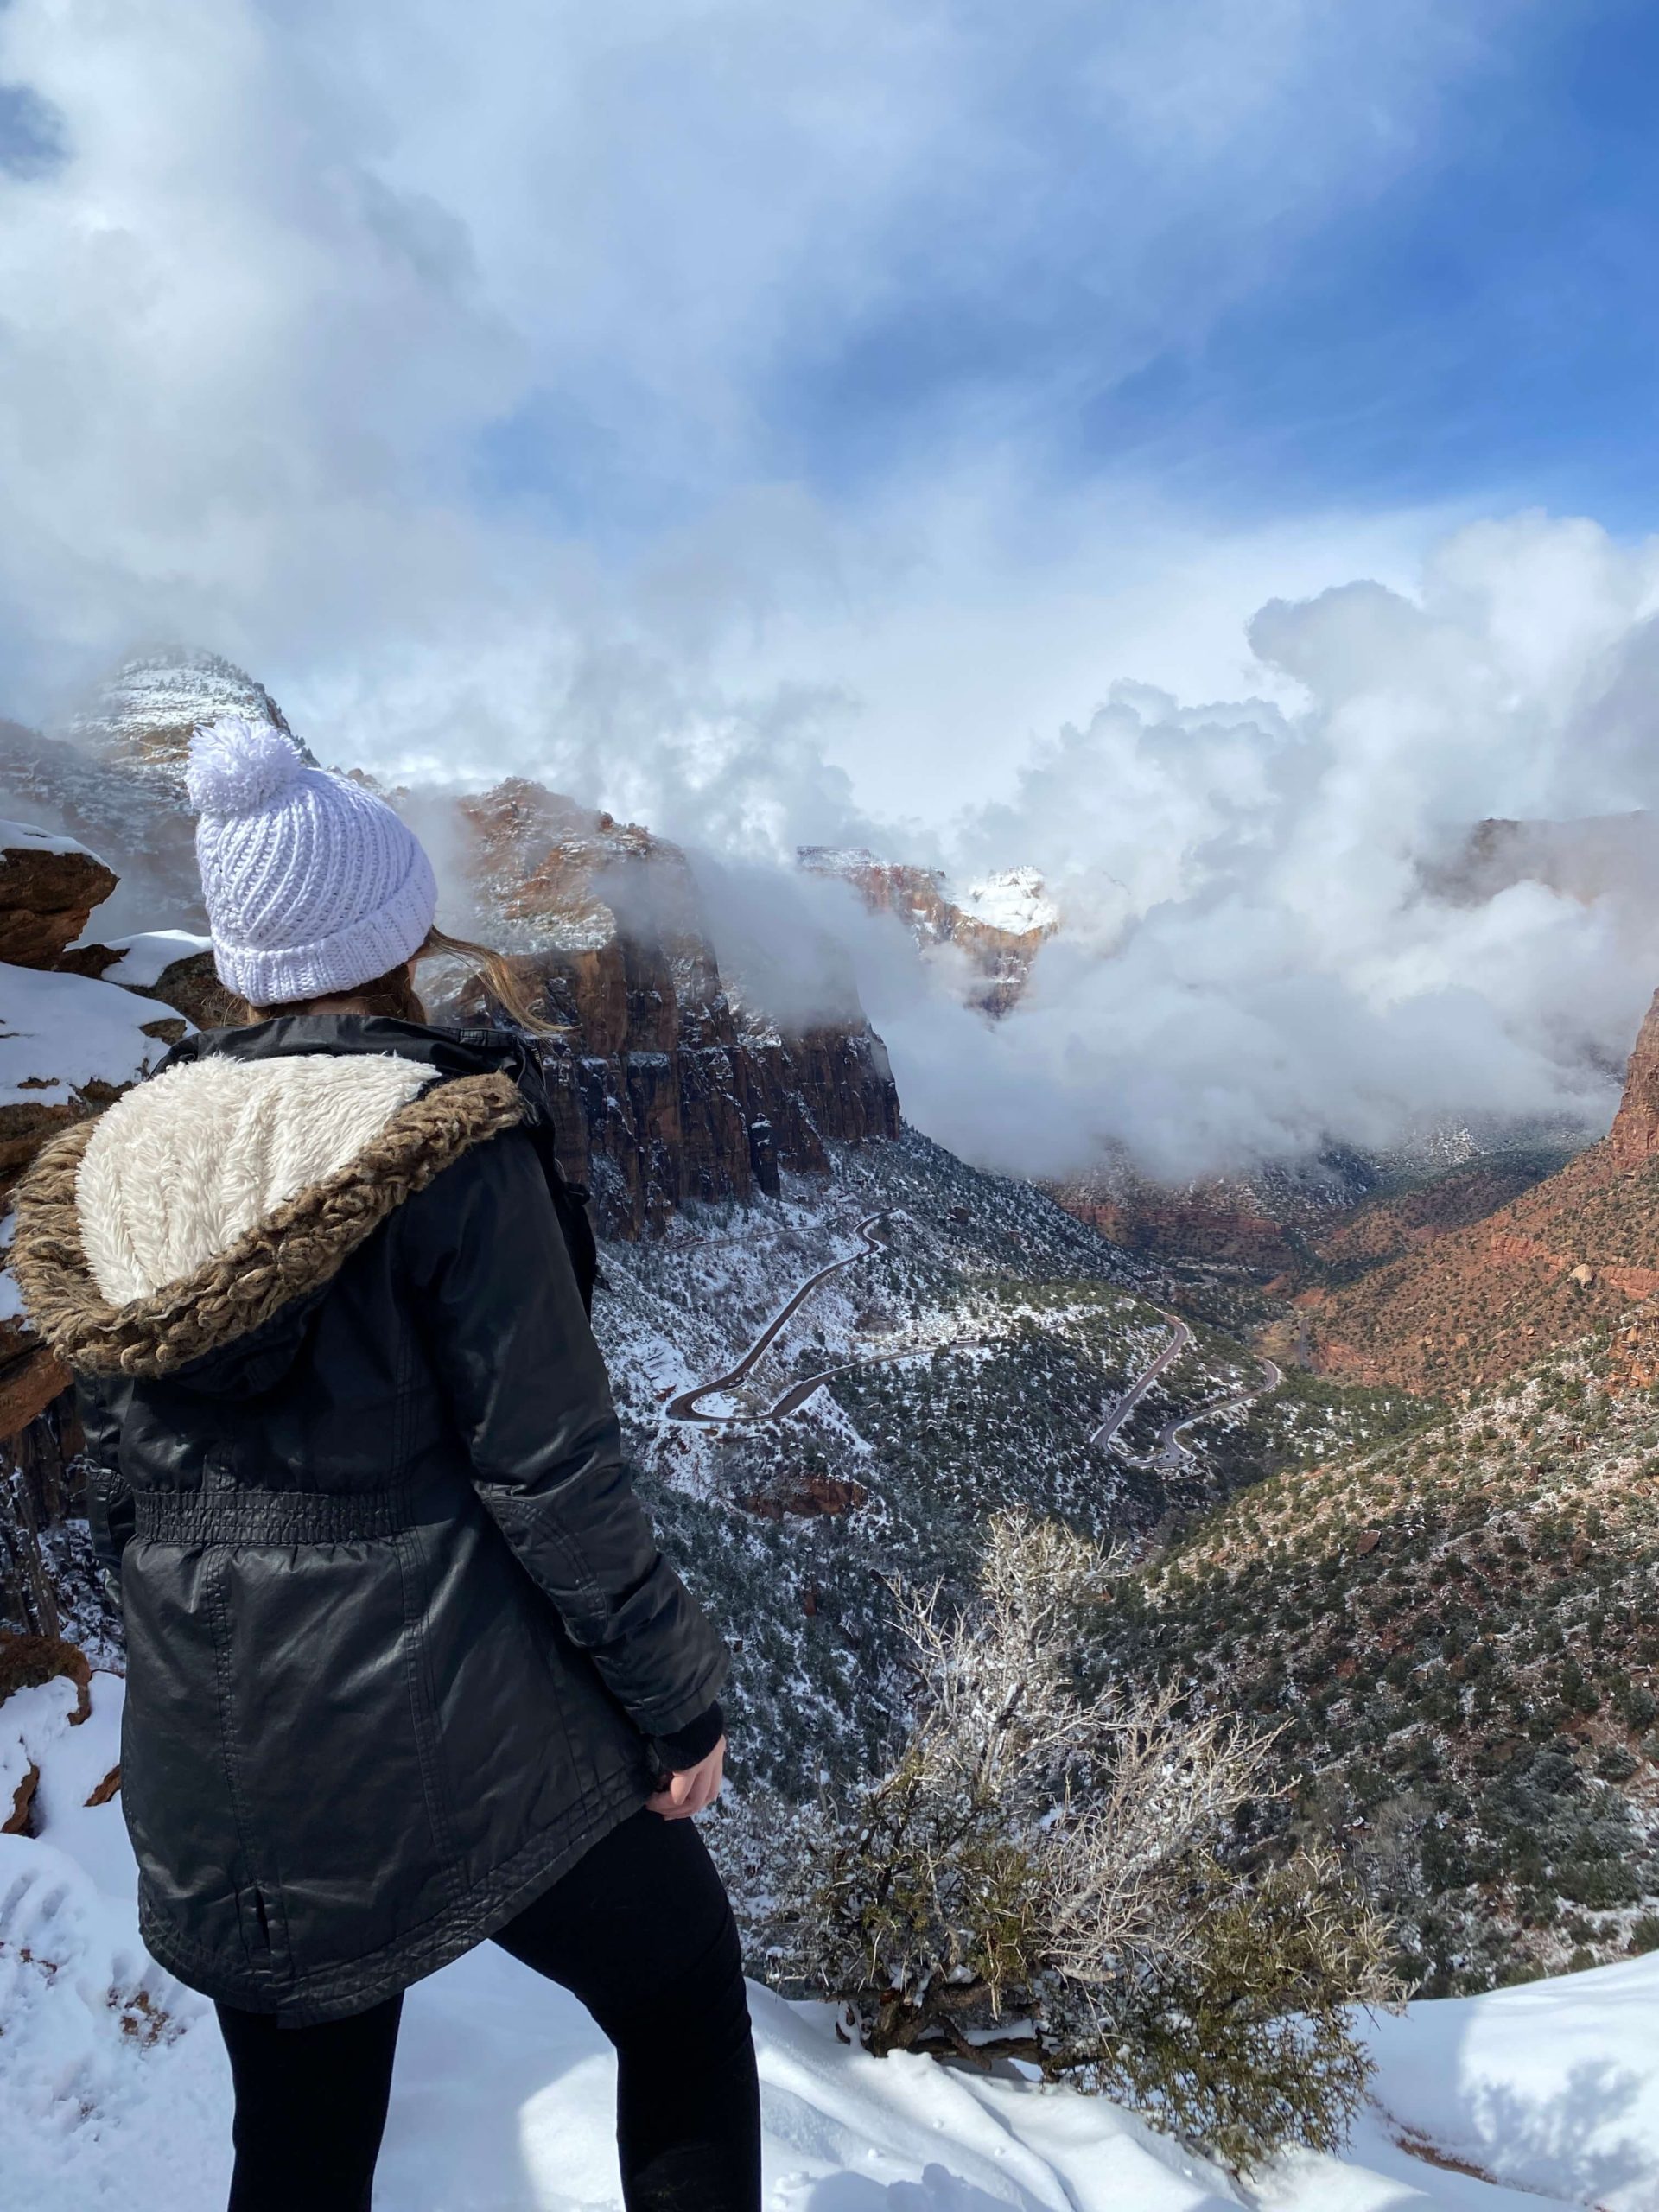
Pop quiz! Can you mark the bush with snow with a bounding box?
[728,1510,1402,2171]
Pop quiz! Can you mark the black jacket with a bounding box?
[10,1016,728,2024]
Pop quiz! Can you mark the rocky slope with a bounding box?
[1091,1317,1659,1995]
[588,1128,1417,1790]
[66,647,302,775]
[1,652,310,938]
[798,846,1055,1014]
[1302,993,1659,1396]
[1052,1123,1588,1293]
[1054,1147,1388,1274]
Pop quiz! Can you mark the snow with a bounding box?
[0,959,168,1108]
[798,849,1057,942]
[64,648,307,779]
[9,1671,1659,2211]
[94,931,213,988]
[1357,1961,1659,2210]
[0,818,107,862]
[949,868,1057,938]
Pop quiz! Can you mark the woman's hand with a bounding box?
[646,1736,726,1821]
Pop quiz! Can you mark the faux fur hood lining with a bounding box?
[10,1067,527,1379]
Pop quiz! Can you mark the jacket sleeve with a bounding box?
[401,1126,729,1742]
[73,1373,133,1599]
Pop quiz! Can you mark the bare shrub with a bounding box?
[728,1510,1402,2171]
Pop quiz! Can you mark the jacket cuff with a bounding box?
[647,1700,725,1773]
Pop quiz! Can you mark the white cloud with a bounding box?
[0,0,1527,760]
[9,0,1643,1187]
[849,515,1659,1178]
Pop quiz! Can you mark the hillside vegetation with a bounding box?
[596,1129,1424,1792]
[1285,1147,1582,1287]
[1305,994,1659,1397]
[1305,1145,1659,1397]
[1089,1313,1659,1994]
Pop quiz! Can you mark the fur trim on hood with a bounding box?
[10,1056,526,1380]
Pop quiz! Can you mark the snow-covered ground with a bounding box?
[95,930,213,988]
[7,1672,1658,2212]
[0,959,172,1109]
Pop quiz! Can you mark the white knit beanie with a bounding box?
[187,715,438,1006]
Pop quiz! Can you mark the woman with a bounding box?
[11,715,759,2212]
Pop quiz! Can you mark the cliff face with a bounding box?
[1608,988,1659,1174]
[67,646,302,776]
[798,847,1054,1016]
[454,782,900,1236]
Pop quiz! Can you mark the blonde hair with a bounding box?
[241,925,569,1036]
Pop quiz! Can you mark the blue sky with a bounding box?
[6,1,1659,1171]
[1068,0,1659,525]
[3,0,1659,813]
[462,0,1659,542]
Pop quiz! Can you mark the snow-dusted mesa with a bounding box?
[63,647,306,781]
[950,866,1058,939]
[7,1671,1659,2211]
[797,848,1055,1015]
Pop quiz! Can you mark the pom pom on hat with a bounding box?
[186,715,306,818]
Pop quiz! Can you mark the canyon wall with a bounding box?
[454,782,900,1235]
[2,651,903,1249]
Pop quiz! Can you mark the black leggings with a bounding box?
[214,1810,760,2212]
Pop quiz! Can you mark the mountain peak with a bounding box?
[62,648,304,778]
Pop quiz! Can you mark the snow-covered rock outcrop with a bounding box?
[797,846,1056,1016]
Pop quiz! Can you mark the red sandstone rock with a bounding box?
[4,1759,38,1834]
[448,781,901,1236]
[1610,988,1659,1174]
[0,1630,92,1719]
[735,1474,868,1519]
[798,849,1053,1016]
[0,830,118,970]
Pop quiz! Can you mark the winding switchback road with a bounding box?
[1150,1352,1283,1466]
[664,1213,891,1427]
[1088,1312,1193,1448]
[1090,1310,1283,1461]
[664,1221,1283,1455]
